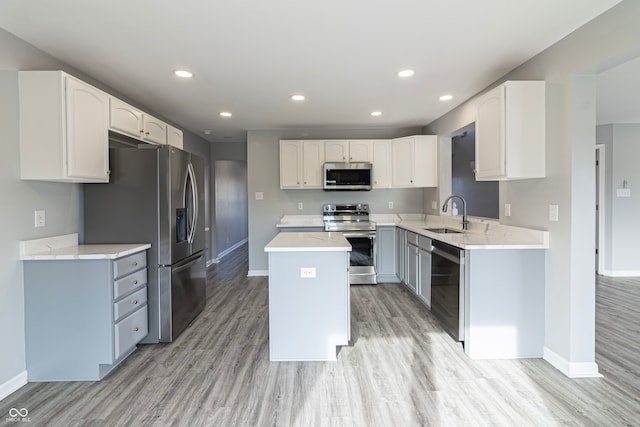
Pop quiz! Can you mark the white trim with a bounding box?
[595,145,605,275]
[543,347,602,378]
[216,238,248,261]
[206,258,218,268]
[600,269,640,277]
[0,371,27,402]
[247,270,268,277]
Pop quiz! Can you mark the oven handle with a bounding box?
[431,247,461,264]
[341,231,376,239]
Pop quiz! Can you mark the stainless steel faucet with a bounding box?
[442,194,469,230]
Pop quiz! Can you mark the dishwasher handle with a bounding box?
[431,246,461,264]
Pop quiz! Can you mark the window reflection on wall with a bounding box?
[451,129,499,219]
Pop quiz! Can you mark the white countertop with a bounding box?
[265,232,352,252]
[20,233,151,260]
[275,214,548,250]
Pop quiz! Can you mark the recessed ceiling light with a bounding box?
[397,69,415,78]
[203,130,212,135]
[291,94,305,101]
[370,111,382,117]
[173,70,194,78]
[219,112,232,117]
[439,94,453,101]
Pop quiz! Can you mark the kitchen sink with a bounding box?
[423,227,463,234]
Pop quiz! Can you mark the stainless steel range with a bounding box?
[323,203,376,284]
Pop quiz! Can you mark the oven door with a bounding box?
[342,231,377,284]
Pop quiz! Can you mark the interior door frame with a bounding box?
[595,144,606,275]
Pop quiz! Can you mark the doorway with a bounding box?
[595,145,605,275]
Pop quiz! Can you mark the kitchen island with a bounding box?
[264,232,351,361]
[276,214,548,360]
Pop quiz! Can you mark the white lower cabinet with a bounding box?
[23,250,149,381]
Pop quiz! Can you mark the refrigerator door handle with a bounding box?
[186,162,198,245]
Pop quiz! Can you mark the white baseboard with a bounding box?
[216,238,248,261]
[247,270,268,277]
[0,371,27,402]
[543,347,602,378]
[206,258,218,268]
[600,269,640,277]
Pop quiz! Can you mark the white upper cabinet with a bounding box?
[109,97,167,145]
[324,140,372,162]
[167,125,184,149]
[372,140,391,188]
[391,135,438,188]
[475,80,545,180]
[280,140,324,189]
[19,71,110,183]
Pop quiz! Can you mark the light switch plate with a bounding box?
[549,204,559,222]
[616,188,631,197]
[431,201,438,210]
[255,192,264,200]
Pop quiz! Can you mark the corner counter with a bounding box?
[265,232,351,361]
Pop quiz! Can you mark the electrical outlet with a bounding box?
[431,201,438,210]
[549,204,559,222]
[298,202,303,210]
[300,267,316,278]
[616,188,631,197]
[388,201,394,209]
[255,192,264,200]
[34,210,45,227]
[504,203,511,217]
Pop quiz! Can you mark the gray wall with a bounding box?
[451,130,499,218]
[0,28,212,394]
[425,0,640,374]
[597,123,640,273]
[215,160,248,257]
[247,128,423,273]
[0,31,86,393]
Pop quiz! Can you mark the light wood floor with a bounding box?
[3,245,640,426]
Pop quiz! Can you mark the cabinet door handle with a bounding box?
[139,129,144,134]
[133,300,138,305]
[132,261,138,267]
[145,131,150,136]
[133,280,138,285]
[133,327,139,332]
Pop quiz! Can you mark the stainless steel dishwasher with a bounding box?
[430,240,465,342]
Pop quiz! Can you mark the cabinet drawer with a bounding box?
[113,251,146,279]
[418,236,432,250]
[114,268,147,299]
[114,287,147,322]
[407,231,418,246]
[114,306,148,360]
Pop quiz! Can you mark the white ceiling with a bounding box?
[0,0,622,143]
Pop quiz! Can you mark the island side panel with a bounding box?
[268,250,349,361]
[464,249,545,359]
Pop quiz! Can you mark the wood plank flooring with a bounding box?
[3,245,640,426]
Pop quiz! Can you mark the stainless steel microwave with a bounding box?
[323,162,372,191]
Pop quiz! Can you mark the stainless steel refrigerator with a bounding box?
[84,139,206,343]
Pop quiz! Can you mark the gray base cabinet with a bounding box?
[375,226,398,282]
[24,251,148,381]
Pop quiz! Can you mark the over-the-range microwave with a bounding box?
[323,162,372,191]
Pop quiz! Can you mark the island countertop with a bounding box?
[264,232,352,252]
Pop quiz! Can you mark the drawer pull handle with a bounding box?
[133,280,138,285]
[133,327,139,332]
[132,261,138,266]
[133,300,138,305]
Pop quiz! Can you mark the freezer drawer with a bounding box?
[158,251,206,342]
